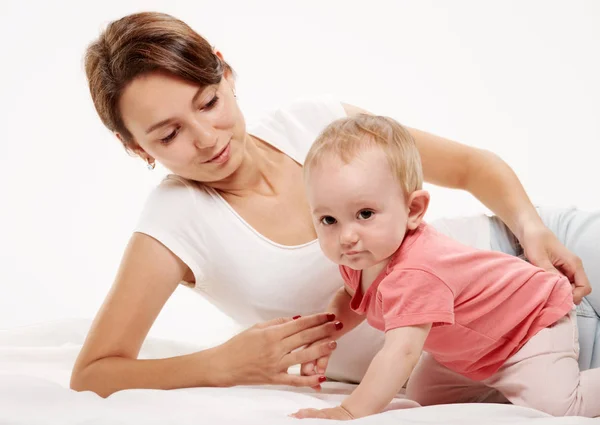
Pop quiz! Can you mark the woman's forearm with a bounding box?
[407,127,543,241]
[463,149,543,240]
[70,346,226,398]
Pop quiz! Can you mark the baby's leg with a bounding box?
[406,352,507,406]
[484,310,600,417]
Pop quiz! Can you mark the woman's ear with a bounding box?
[116,133,154,163]
[214,49,235,90]
[406,190,430,230]
[214,49,232,78]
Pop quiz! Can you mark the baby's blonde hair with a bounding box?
[304,114,423,194]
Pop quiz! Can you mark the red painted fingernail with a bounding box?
[292,315,301,320]
[326,313,336,321]
[318,376,327,383]
[335,321,343,330]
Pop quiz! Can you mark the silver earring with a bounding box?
[147,161,155,170]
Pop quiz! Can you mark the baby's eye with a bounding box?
[357,210,374,220]
[320,216,337,226]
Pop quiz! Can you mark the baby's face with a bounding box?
[306,148,409,270]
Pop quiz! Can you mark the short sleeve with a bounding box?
[248,94,347,164]
[134,175,206,284]
[339,265,359,292]
[378,269,455,332]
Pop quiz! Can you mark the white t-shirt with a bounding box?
[135,95,493,383]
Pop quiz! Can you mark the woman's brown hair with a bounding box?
[85,12,232,148]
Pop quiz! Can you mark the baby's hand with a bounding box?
[300,353,330,391]
[290,406,353,420]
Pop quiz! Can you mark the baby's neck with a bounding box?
[360,257,392,294]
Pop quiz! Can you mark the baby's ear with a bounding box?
[406,190,430,230]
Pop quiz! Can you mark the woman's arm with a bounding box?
[343,104,591,303]
[70,233,339,397]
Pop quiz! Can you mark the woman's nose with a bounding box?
[190,121,218,150]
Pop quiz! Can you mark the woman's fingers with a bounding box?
[274,372,327,388]
[522,225,592,305]
[253,316,293,329]
[272,313,337,338]
[283,320,342,353]
[284,340,337,368]
[562,255,591,304]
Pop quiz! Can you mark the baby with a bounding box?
[291,114,599,420]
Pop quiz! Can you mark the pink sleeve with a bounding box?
[339,265,359,292]
[378,269,455,332]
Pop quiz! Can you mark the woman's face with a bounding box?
[118,70,247,183]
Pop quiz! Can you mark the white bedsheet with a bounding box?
[0,320,596,425]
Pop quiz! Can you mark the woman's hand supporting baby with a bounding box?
[518,219,591,304]
[213,313,341,388]
[300,287,366,390]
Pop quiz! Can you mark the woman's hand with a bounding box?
[215,313,341,387]
[520,222,591,304]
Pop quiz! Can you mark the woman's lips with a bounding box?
[205,141,231,164]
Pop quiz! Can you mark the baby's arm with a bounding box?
[340,323,431,419]
[328,285,366,339]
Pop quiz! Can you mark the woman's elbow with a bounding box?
[69,366,90,392]
[460,148,504,190]
[69,365,110,398]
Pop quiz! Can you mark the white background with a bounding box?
[1,1,598,345]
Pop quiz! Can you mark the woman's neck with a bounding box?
[207,134,286,197]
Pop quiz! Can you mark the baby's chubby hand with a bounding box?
[300,352,332,391]
[290,406,353,420]
[300,321,342,390]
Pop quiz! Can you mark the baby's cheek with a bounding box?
[318,238,339,261]
[374,229,404,254]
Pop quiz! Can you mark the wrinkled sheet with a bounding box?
[0,320,596,424]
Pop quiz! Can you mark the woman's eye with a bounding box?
[160,128,179,145]
[357,210,374,220]
[203,95,219,110]
[320,216,337,226]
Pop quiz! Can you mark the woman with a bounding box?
[70,12,596,398]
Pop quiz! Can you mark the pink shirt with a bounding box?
[341,223,574,380]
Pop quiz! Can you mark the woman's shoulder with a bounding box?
[145,174,208,204]
[278,93,347,122]
[135,175,212,283]
[248,94,348,159]
[137,174,217,227]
